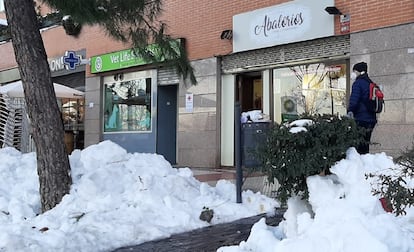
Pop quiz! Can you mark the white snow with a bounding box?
[218,148,414,252]
[0,19,7,26]
[0,140,413,252]
[0,140,278,251]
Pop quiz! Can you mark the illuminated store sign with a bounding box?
[233,0,334,53]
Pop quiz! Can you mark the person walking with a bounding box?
[347,62,377,154]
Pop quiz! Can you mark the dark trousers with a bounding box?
[356,121,376,154]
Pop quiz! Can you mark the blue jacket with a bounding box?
[348,74,377,123]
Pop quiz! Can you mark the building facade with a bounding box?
[0,0,413,168]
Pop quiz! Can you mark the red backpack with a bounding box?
[368,82,384,113]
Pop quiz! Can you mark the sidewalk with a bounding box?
[191,168,238,186]
[191,168,279,198]
[113,210,285,252]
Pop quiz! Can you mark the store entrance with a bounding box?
[157,84,177,165]
[236,71,263,113]
[61,98,84,153]
[53,72,85,153]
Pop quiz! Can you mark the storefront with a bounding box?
[89,48,179,164]
[220,0,350,166]
[49,49,86,153]
[0,49,86,153]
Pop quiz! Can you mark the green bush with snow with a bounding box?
[256,114,365,204]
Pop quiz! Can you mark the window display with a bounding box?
[62,98,84,129]
[61,98,84,152]
[273,63,347,123]
[103,77,152,132]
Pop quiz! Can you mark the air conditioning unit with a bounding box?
[281,96,297,114]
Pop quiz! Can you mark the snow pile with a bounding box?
[218,148,414,252]
[0,141,278,251]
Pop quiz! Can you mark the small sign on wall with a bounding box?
[185,93,193,112]
[340,14,350,34]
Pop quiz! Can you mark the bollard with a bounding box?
[235,102,242,203]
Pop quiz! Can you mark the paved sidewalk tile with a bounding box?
[113,210,285,252]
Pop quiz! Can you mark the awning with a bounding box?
[0,80,84,99]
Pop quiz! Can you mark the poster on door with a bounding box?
[185,93,193,112]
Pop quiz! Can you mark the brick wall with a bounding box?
[0,0,413,71]
[0,25,126,74]
[162,0,414,61]
[335,0,414,32]
[161,0,289,61]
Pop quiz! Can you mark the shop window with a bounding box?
[62,98,84,129]
[61,98,84,150]
[103,77,152,132]
[273,63,347,123]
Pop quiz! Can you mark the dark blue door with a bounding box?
[157,85,177,164]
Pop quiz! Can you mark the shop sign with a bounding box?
[48,51,84,72]
[185,93,193,112]
[63,51,81,70]
[233,0,334,53]
[91,49,147,74]
[91,40,182,74]
[49,56,66,72]
[340,14,350,34]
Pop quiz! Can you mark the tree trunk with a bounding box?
[4,0,72,212]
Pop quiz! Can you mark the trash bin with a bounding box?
[241,121,271,168]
